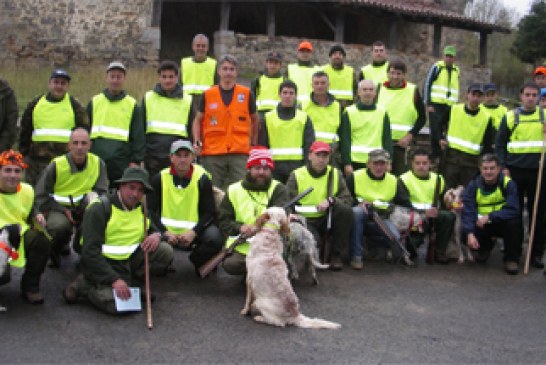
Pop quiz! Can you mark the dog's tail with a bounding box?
[310,256,330,270]
[294,314,341,329]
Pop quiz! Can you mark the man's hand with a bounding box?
[427,105,435,113]
[476,215,489,229]
[163,231,178,245]
[439,139,448,150]
[344,165,353,176]
[35,213,46,228]
[425,207,438,219]
[63,208,76,225]
[141,232,161,253]
[178,230,197,248]
[193,141,202,156]
[316,198,331,212]
[467,233,479,250]
[240,224,257,236]
[397,133,413,149]
[112,279,131,300]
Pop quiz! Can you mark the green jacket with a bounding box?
[0,79,18,151]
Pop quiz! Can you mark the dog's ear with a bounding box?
[280,217,290,237]
[255,212,270,230]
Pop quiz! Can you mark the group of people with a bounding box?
[1,32,546,315]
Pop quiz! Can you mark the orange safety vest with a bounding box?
[202,85,252,155]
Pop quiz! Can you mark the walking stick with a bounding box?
[142,197,153,329]
[524,130,546,274]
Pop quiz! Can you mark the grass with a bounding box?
[0,65,159,112]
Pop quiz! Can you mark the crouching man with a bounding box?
[0,150,50,304]
[63,167,174,314]
[462,154,521,275]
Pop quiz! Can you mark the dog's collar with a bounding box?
[263,222,280,231]
[0,241,18,260]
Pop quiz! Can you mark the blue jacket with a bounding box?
[462,173,520,235]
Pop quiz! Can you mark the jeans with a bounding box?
[350,206,400,259]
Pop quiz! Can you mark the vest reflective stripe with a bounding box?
[377,83,418,140]
[360,63,389,84]
[1,183,34,268]
[103,205,146,260]
[256,75,283,111]
[90,93,135,142]
[265,109,307,161]
[227,180,279,255]
[32,94,75,143]
[430,61,460,105]
[322,64,354,101]
[346,104,385,163]
[482,104,508,130]
[52,153,101,207]
[145,91,191,137]
[181,57,217,96]
[506,108,545,154]
[159,165,205,234]
[353,169,397,211]
[446,104,489,155]
[476,177,510,215]
[400,171,444,211]
[302,99,341,143]
[202,85,252,155]
[294,166,339,218]
[287,64,320,102]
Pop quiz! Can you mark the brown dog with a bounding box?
[241,207,341,329]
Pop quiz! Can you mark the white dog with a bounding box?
[0,224,22,312]
[444,186,473,264]
[285,215,329,285]
[241,207,341,329]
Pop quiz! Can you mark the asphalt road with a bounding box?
[2,246,546,364]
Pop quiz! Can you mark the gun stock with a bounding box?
[197,186,315,278]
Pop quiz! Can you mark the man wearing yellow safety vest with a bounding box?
[87,61,145,185]
[302,71,343,168]
[19,69,88,185]
[481,83,508,131]
[251,51,285,122]
[62,167,174,314]
[339,80,392,176]
[142,60,192,178]
[346,149,412,270]
[358,41,389,85]
[259,80,315,183]
[321,44,356,109]
[423,45,460,160]
[180,34,218,113]
[398,149,455,263]
[0,150,50,304]
[439,83,495,189]
[286,141,353,270]
[35,128,108,268]
[219,147,289,276]
[148,140,223,274]
[495,82,546,270]
[287,41,320,104]
[462,154,521,275]
[377,60,426,175]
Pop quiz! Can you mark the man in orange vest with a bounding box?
[192,55,259,189]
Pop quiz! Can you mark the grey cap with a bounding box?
[483,83,497,93]
[114,167,153,192]
[170,139,194,154]
[468,83,484,94]
[50,69,71,81]
[368,149,390,163]
[107,61,126,73]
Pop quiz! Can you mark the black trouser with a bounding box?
[187,225,224,268]
[391,145,410,177]
[21,230,50,293]
[473,218,522,262]
[306,201,353,261]
[429,103,450,158]
[509,166,546,258]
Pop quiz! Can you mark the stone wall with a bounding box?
[0,0,159,67]
[217,32,491,92]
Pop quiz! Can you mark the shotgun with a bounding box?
[426,156,443,264]
[321,168,334,264]
[198,187,314,278]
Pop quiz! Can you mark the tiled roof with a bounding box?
[339,0,510,33]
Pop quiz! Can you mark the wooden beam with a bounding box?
[433,23,442,58]
[335,9,345,43]
[267,3,275,38]
[479,31,488,65]
[219,0,231,31]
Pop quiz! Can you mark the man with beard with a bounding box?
[218,147,289,276]
[148,140,223,274]
[321,44,356,109]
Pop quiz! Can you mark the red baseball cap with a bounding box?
[310,141,331,153]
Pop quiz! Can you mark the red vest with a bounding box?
[202,84,251,155]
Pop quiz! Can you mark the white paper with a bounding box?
[113,287,142,312]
